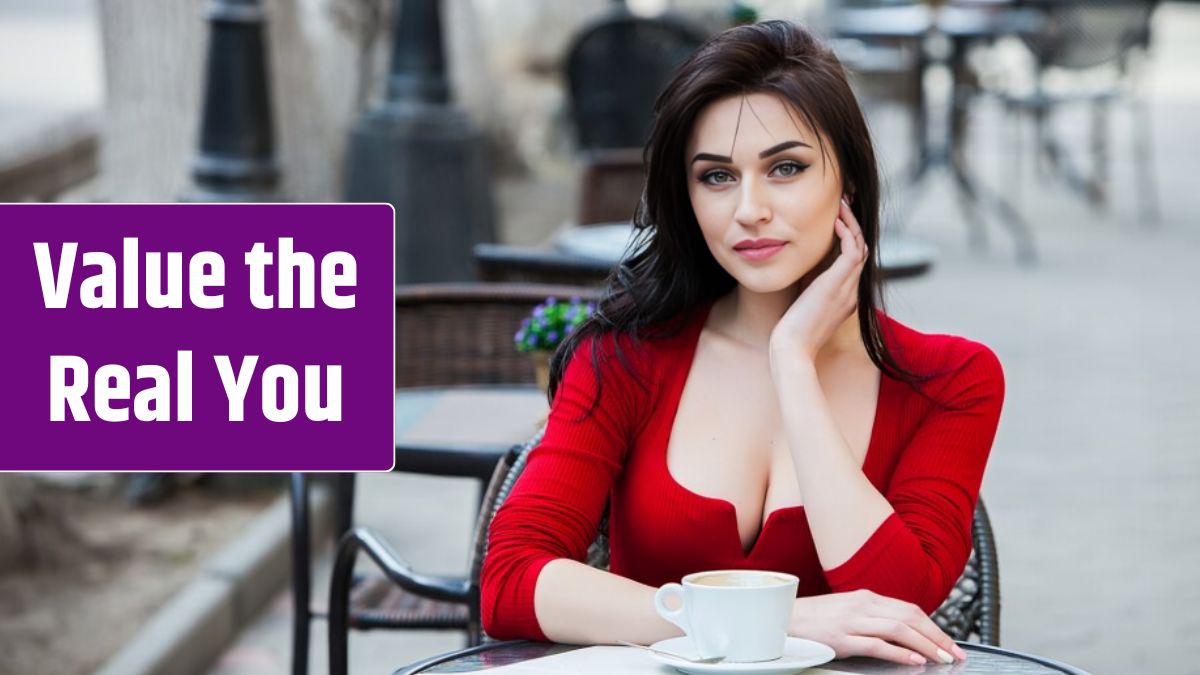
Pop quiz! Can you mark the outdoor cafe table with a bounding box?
[556,223,937,280]
[394,640,1092,675]
[330,384,549,543]
[832,2,1043,262]
[393,385,549,482]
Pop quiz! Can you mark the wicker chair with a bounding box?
[576,148,646,226]
[292,282,601,675]
[565,6,706,151]
[463,430,1000,646]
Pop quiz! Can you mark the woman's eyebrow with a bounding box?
[690,140,812,165]
[758,140,811,158]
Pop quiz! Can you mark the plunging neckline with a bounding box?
[658,302,889,558]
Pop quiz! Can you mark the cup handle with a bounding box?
[654,583,689,635]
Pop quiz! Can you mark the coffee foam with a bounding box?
[690,571,792,588]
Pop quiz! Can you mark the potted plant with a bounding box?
[514,296,595,392]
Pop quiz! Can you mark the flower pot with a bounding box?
[529,350,552,393]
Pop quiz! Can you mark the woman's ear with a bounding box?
[843,185,855,205]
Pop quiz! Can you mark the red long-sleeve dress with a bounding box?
[481,303,1004,640]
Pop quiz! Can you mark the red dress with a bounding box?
[481,304,1004,640]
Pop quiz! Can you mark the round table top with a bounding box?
[395,385,548,453]
[396,639,1091,675]
[555,223,937,281]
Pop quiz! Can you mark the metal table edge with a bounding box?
[392,640,533,675]
[393,640,1093,675]
[960,642,1093,675]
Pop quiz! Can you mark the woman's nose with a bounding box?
[733,179,771,227]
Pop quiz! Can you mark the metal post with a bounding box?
[343,0,496,283]
[386,0,449,105]
[187,0,280,201]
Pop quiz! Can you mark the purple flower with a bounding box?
[547,331,559,343]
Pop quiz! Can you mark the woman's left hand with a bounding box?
[769,197,868,365]
[789,590,968,666]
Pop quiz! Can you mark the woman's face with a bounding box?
[685,92,844,295]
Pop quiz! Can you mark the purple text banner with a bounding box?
[1,204,395,471]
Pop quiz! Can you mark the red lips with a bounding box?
[734,238,787,250]
[733,239,787,261]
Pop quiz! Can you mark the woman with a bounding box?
[482,20,1003,667]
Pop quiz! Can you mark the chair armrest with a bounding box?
[334,527,470,604]
[393,442,507,483]
[328,527,472,672]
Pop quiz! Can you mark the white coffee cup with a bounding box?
[654,569,800,662]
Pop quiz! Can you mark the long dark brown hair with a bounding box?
[549,20,919,406]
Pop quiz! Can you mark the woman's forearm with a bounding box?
[771,357,894,569]
[533,558,683,645]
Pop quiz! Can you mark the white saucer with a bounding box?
[647,637,836,675]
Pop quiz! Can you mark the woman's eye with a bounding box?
[771,161,808,178]
[700,170,735,185]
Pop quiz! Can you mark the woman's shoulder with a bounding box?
[877,312,1004,399]
[576,304,708,365]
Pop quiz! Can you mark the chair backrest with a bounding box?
[469,430,1000,645]
[577,148,646,225]
[930,500,1000,645]
[395,283,602,388]
[1018,0,1157,72]
[565,8,706,150]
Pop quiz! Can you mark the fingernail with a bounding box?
[953,645,968,660]
[910,653,927,665]
[936,648,955,664]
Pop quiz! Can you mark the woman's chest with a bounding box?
[655,336,882,554]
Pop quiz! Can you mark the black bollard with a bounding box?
[343,0,496,284]
[186,0,280,202]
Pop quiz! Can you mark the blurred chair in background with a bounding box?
[576,147,646,226]
[559,4,706,232]
[391,283,596,387]
[991,0,1160,221]
[564,4,706,151]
